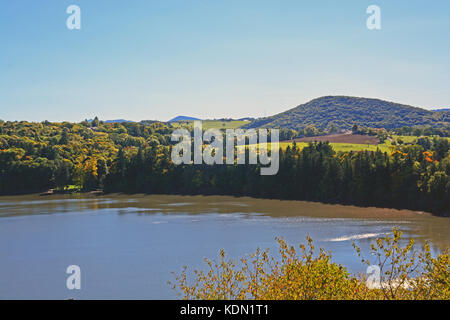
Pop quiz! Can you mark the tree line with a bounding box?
[0,120,449,215]
[105,140,450,215]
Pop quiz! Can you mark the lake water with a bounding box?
[0,194,449,299]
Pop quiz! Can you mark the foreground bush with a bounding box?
[169,228,449,300]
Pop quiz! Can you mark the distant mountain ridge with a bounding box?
[433,108,450,112]
[168,116,201,122]
[87,119,134,123]
[104,119,134,123]
[246,96,449,130]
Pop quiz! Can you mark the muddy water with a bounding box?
[0,194,448,299]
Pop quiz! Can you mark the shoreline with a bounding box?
[0,191,441,220]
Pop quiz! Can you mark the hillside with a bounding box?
[246,96,449,130]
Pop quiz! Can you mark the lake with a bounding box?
[0,194,449,299]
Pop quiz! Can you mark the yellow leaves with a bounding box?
[83,157,98,177]
[171,229,450,300]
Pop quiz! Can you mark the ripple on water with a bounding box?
[325,232,390,242]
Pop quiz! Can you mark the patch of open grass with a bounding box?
[202,120,249,130]
[391,135,419,144]
[169,120,248,130]
[391,135,450,144]
[289,142,392,153]
[249,142,391,153]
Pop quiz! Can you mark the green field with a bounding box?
[169,120,248,130]
[169,126,446,153]
[390,135,419,144]
[279,135,449,153]
[245,139,398,153]
[202,120,249,130]
[276,136,448,153]
[391,135,450,143]
[254,142,392,153]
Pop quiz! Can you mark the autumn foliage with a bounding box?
[170,228,449,300]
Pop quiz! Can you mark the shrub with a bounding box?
[170,228,449,300]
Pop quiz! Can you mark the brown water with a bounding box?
[0,194,449,299]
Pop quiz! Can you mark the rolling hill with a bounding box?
[246,96,449,130]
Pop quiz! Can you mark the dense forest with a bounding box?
[0,119,449,215]
[247,96,450,131]
[0,118,172,193]
[105,139,450,215]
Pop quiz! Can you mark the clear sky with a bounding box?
[1,0,449,122]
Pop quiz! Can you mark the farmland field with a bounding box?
[279,134,449,153]
[202,120,249,130]
[286,133,379,144]
[278,133,390,152]
[278,142,391,153]
[169,120,248,130]
[241,142,392,153]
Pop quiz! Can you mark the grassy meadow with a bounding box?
[169,119,249,130]
[276,135,450,153]
[169,120,449,154]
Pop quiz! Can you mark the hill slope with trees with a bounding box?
[246,96,450,131]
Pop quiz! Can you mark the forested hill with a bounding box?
[246,96,450,130]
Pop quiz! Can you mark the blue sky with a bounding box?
[1,0,449,122]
